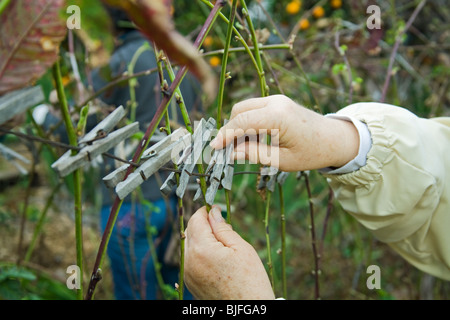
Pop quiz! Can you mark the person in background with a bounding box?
[183,94,450,299]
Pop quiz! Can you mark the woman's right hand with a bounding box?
[210,95,360,172]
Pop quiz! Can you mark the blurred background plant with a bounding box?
[0,0,448,300]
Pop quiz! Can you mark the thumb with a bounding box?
[208,206,245,249]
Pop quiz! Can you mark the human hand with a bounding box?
[209,95,359,172]
[184,206,275,300]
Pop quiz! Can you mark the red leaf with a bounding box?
[103,0,217,101]
[0,0,67,96]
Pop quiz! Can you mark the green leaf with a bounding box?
[332,63,346,75]
[0,265,37,282]
[76,105,90,137]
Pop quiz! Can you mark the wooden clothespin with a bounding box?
[0,86,44,126]
[175,118,216,199]
[104,127,189,190]
[0,143,30,175]
[204,148,226,205]
[51,106,139,177]
[221,142,234,191]
[258,166,279,193]
[276,171,290,185]
[191,135,235,204]
[111,127,191,200]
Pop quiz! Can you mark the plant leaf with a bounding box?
[0,0,67,96]
[102,0,217,101]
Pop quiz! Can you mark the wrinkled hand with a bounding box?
[184,206,275,300]
[210,95,359,172]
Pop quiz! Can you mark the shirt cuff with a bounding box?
[319,114,372,174]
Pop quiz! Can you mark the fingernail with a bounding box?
[210,206,224,223]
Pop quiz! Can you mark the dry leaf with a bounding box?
[0,0,67,96]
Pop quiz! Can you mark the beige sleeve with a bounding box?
[322,102,450,280]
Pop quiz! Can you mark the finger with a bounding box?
[208,206,247,249]
[185,206,215,246]
[234,140,281,169]
[230,96,271,119]
[210,108,276,150]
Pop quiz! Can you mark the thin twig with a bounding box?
[24,182,62,263]
[319,187,334,257]
[256,0,319,110]
[303,172,320,300]
[202,44,291,57]
[278,183,287,299]
[334,31,353,105]
[216,0,238,128]
[380,0,427,102]
[68,30,88,105]
[75,67,158,110]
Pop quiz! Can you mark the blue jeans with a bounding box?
[100,197,192,300]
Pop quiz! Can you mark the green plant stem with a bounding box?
[0,0,11,17]
[303,172,320,300]
[225,190,232,224]
[202,44,291,57]
[24,182,61,263]
[264,191,275,293]
[128,43,151,122]
[278,183,287,299]
[241,0,268,96]
[199,0,260,76]
[177,200,185,300]
[214,0,238,224]
[255,1,319,110]
[52,61,84,300]
[216,0,238,128]
[155,51,187,300]
[163,57,192,131]
[17,158,36,266]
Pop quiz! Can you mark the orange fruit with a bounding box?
[209,56,221,67]
[204,36,214,47]
[312,6,325,19]
[331,0,342,9]
[299,18,310,30]
[286,0,301,15]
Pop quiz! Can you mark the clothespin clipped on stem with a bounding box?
[192,119,235,205]
[258,166,279,193]
[51,106,139,177]
[175,118,216,199]
[109,127,191,200]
